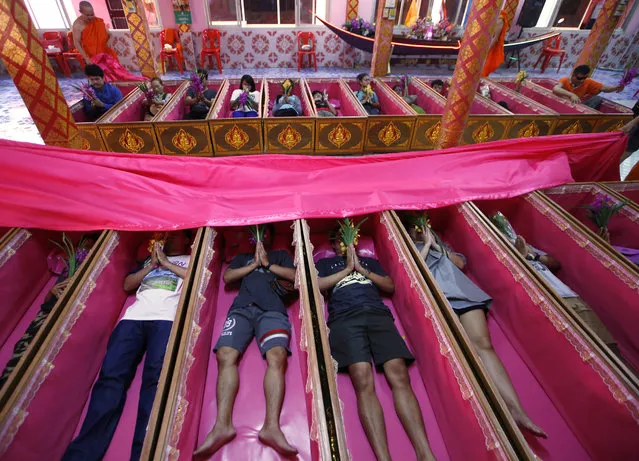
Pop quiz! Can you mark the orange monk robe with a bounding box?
[164,28,184,64]
[481,10,510,78]
[81,17,118,61]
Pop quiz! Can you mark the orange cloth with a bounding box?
[163,28,184,63]
[481,10,510,77]
[80,18,118,60]
[557,77,604,101]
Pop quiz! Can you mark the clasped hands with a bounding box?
[150,241,170,268]
[251,242,271,269]
[344,244,368,276]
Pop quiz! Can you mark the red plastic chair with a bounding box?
[297,32,317,72]
[63,31,85,74]
[534,34,566,73]
[160,28,184,74]
[42,31,70,77]
[201,29,222,74]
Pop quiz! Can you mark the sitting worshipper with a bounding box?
[82,64,123,120]
[315,231,436,461]
[62,231,192,461]
[230,74,261,118]
[272,79,302,117]
[354,73,381,115]
[184,68,217,120]
[431,79,445,96]
[553,64,624,109]
[407,222,547,438]
[497,101,510,110]
[312,90,337,117]
[620,104,639,163]
[72,1,144,81]
[144,77,172,121]
[0,234,99,389]
[392,84,426,114]
[195,226,298,458]
[481,9,509,77]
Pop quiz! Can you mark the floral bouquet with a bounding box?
[74,82,96,101]
[138,82,156,104]
[147,232,166,254]
[514,70,527,92]
[49,233,91,279]
[249,224,268,244]
[281,79,295,96]
[583,194,628,235]
[189,72,205,97]
[400,74,411,96]
[410,17,431,39]
[344,17,375,37]
[362,84,374,99]
[405,211,431,233]
[490,212,517,243]
[619,66,637,86]
[337,217,367,255]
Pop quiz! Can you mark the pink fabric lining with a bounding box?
[481,81,557,115]
[606,182,639,204]
[1,132,631,231]
[344,80,413,115]
[494,80,597,114]
[2,232,143,461]
[306,81,362,117]
[0,275,58,373]
[101,84,181,123]
[544,186,638,249]
[475,195,639,373]
[433,204,639,459]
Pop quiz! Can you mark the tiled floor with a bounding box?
[0,65,637,177]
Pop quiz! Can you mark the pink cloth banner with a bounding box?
[0,132,626,231]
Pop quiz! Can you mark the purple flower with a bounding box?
[619,66,637,86]
[189,72,205,97]
[238,92,248,105]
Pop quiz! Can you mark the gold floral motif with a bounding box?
[327,123,351,148]
[562,121,582,135]
[607,121,625,132]
[472,122,494,143]
[425,122,441,144]
[277,124,302,150]
[118,129,145,153]
[80,137,91,150]
[172,128,198,154]
[518,121,539,138]
[378,121,402,146]
[225,124,249,150]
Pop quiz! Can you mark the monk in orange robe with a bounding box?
[481,10,510,77]
[72,1,117,64]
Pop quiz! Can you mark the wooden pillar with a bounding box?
[177,23,197,71]
[370,0,395,77]
[0,0,82,148]
[122,0,159,78]
[437,0,501,149]
[574,0,626,72]
[346,0,359,21]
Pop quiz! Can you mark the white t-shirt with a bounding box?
[121,255,190,322]
[230,89,260,112]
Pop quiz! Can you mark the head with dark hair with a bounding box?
[85,64,105,88]
[431,79,444,94]
[357,73,371,88]
[164,230,193,256]
[150,77,164,94]
[79,232,101,250]
[571,65,591,86]
[196,68,209,84]
[240,74,256,92]
[311,90,325,104]
[497,101,509,110]
[392,84,402,94]
[328,226,344,255]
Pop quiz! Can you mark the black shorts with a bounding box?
[328,308,414,372]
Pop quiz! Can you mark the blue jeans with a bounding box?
[62,320,173,461]
[232,110,258,117]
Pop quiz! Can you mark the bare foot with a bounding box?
[194,425,237,458]
[258,425,298,457]
[512,410,548,439]
[514,236,528,257]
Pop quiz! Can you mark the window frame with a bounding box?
[535,0,632,30]
[24,0,73,30]
[206,0,323,27]
[142,0,164,30]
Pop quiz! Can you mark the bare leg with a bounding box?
[459,309,547,438]
[258,346,298,456]
[194,347,241,457]
[383,358,435,461]
[348,362,392,461]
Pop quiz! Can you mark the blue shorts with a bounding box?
[214,304,291,358]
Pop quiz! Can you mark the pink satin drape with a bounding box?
[0,132,626,231]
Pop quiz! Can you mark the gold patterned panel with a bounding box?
[378,121,402,146]
[328,123,351,148]
[277,124,302,150]
[472,122,494,143]
[562,121,582,135]
[518,121,540,138]
[119,129,145,153]
[225,124,250,150]
[172,129,198,155]
[426,122,441,145]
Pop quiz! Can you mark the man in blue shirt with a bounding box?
[83,64,123,120]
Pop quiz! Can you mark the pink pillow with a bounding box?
[329,99,341,109]
[312,236,376,262]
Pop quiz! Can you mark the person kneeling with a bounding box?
[62,231,192,461]
[316,231,435,461]
[195,226,298,458]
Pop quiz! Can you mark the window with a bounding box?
[24,0,73,29]
[106,0,128,29]
[376,0,470,28]
[143,0,162,28]
[536,0,630,29]
[208,0,321,26]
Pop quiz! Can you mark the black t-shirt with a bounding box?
[316,256,389,318]
[187,88,217,114]
[228,249,295,314]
